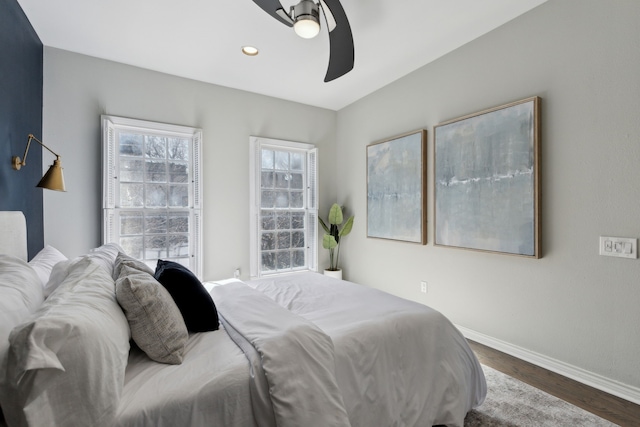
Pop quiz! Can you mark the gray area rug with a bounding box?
[465,365,618,426]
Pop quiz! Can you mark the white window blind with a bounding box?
[102,115,203,278]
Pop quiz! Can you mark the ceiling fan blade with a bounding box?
[252,0,294,26]
[318,0,336,31]
[319,0,354,82]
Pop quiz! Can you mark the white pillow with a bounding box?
[0,256,44,427]
[44,257,81,298]
[87,243,124,277]
[0,255,44,357]
[43,243,123,298]
[28,245,68,288]
[2,257,130,427]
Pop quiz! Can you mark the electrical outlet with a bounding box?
[599,236,637,259]
[420,281,428,293]
[234,268,241,278]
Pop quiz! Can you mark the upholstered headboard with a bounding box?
[0,211,28,261]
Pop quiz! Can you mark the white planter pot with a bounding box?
[324,269,342,280]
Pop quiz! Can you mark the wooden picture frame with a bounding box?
[434,97,541,257]
[367,129,427,244]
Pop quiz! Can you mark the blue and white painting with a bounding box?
[434,98,539,257]
[367,131,425,243]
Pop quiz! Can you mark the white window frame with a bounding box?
[249,136,318,278]
[102,115,203,278]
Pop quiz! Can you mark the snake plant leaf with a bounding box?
[328,203,343,225]
[322,234,338,250]
[339,216,354,237]
[318,216,330,234]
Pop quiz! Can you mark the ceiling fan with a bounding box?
[251,0,355,82]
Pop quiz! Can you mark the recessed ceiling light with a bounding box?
[242,46,259,56]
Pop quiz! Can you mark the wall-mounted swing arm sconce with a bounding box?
[12,134,66,192]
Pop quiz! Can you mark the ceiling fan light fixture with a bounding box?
[294,18,320,38]
[292,0,320,39]
[252,0,354,81]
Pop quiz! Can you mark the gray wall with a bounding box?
[336,0,640,397]
[42,48,337,280]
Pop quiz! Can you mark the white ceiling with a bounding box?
[17,0,547,111]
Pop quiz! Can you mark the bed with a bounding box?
[0,211,486,427]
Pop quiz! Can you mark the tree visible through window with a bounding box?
[250,137,317,277]
[102,116,202,277]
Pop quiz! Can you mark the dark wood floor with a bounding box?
[468,340,640,427]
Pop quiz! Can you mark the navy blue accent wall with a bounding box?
[0,0,44,259]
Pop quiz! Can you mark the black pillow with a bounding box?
[154,260,219,332]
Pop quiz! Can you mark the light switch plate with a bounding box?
[599,236,637,259]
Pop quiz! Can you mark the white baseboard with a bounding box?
[457,325,640,406]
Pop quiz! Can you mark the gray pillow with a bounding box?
[113,252,154,280]
[116,265,188,364]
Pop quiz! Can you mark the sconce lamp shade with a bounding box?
[12,134,66,192]
[37,158,66,191]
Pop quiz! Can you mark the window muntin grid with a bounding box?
[116,132,191,267]
[118,133,190,208]
[117,210,190,265]
[259,149,307,273]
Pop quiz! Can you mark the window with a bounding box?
[250,137,317,277]
[102,115,202,278]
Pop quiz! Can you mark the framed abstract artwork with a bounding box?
[367,129,427,244]
[434,96,541,257]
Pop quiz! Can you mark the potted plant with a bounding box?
[319,203,354,279]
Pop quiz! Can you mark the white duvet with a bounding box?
[116,272,486,427]
[211,282,351,427]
